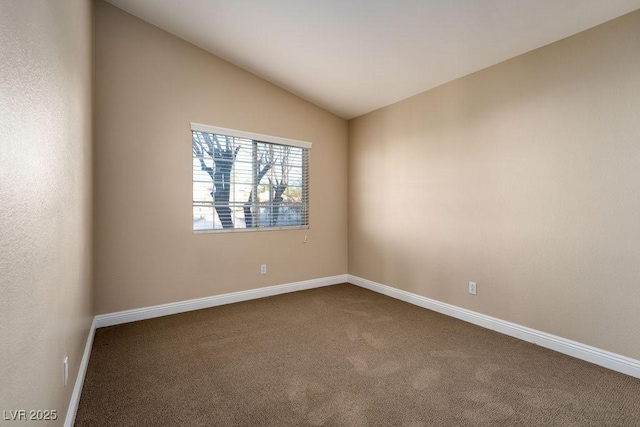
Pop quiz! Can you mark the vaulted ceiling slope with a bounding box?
[105,0,640,119]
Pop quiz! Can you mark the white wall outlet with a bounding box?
[63,356,68,387]
[260,264,267,275]
[469,282,477,295]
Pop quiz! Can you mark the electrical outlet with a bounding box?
[63,356,68,387]
[260,264,267,275]
[469,282,477,295]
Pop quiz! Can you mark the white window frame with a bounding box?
[191,122,311,234]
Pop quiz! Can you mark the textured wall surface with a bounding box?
[349,10,640,359]
[0,0,93,420]
[93,1,348,314]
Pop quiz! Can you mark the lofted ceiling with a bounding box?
[105,0,640,119]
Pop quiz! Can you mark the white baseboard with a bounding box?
[64,317,96,427]
[348,274,640,380]
[94,274,348,328]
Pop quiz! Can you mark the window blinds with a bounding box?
[191,123,310,232]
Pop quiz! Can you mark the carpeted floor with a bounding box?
[75,284,640,426]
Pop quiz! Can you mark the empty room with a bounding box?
[2,0,640,425]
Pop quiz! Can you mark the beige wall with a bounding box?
[93,1,348,314]
[0,0,93,421]
[349,10,640,360]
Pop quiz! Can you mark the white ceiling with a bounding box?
[105,0,640,119]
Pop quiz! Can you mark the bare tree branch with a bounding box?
[192,134,213,181]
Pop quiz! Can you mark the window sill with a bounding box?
[193,225,310,234]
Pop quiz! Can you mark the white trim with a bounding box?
[348,274,640,380]
[193,224,309,235]
[190,122,312,149]
[94,275,347,328]
[64,318,96,427]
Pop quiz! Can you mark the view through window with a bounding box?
[192,124,310,232]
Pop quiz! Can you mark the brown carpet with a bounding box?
[75,284,640,426]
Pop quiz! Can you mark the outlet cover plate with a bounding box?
[469,282,477,295]
[63,356,68,387]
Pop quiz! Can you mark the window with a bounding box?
[191,123,310,232]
